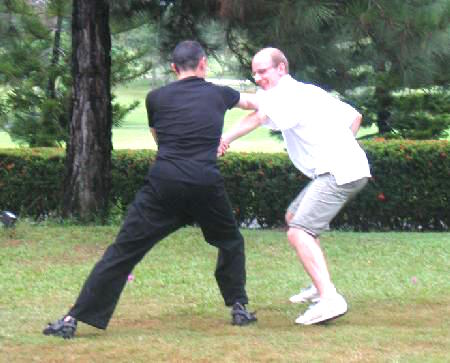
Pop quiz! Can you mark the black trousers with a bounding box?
[68,177,248,329]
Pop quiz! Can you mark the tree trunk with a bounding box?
[374,84,393,135]
[47,13,63,99]
[374,61,393,135]
[63,0,112,222]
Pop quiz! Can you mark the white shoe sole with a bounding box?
[295,308,348,325]
[295,295,348,325]
[289,295,320,304]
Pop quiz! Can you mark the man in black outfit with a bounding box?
[43,40,258,339]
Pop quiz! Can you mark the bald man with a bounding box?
[221,47,371,325]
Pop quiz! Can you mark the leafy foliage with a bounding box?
[389,89,449,139]
[0,0,70,146]
[0,0,146,146]
[1,0,448,145]
[1,141,448,230]
[218,0,450,139]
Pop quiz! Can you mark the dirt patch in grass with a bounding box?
[350,299,449,329]
[1,239,105,266]
[3,299,449,362]
[65,243,105,260]
[0,238,24,247]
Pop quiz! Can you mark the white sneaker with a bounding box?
[295,293,348,325]
[289,285,320,304]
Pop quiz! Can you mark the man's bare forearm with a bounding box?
[222,111,266,144]
[150,127,158,146]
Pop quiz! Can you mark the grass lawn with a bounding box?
[0,78,392,151]
[1,223,449,362]
[112,79,285,152]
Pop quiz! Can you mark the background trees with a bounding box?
[341,0,450,139]
[3,0,448,145]
[0,0,147,147]
[0,0,449,221]
[218,0,450,139]
[0,0,71,146]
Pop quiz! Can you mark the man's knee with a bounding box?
[287,227,302,248]
[287,227,315,249]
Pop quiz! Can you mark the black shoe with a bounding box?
[231,302,257,326]
[43,316,77,339]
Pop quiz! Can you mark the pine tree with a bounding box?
[215,0,450,138]
[342,0,450,138]
[0,0,70,146]
[0,0,154,147]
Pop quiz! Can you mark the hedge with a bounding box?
[0,140,448,231]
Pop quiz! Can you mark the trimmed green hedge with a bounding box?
[1,140,449,231]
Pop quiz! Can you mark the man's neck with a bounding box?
[177,71,203,80]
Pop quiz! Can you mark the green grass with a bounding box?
[0,130,15,148]
[112,79,284,152]
[1,223,449,362]
[1,78,398,151]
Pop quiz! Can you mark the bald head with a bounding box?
[253,48,289,74]
[251,47,289,90]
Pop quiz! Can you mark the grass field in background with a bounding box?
[0,78,392,151]
[112,79,284,152]
[1,223,449,362]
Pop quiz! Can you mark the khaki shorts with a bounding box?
[287,174,368,237]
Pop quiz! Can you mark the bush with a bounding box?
[0,148,65,217]
[348,88,450,140]
[0,140,449,230]
[335,140,449,231]
[390,90,450,139]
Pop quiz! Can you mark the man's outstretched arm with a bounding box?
[217,93,263,157]
[235,93,259,110]
[222,110,268,146]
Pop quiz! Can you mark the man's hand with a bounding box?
[217,138,230,157]
[150,127,158,146]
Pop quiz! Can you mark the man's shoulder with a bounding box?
[146,84,164,100]
[283,75,324,93]
[203,80,240,105]
[295,82,332,101]
[146,80,179,103]
[204,79,239,94]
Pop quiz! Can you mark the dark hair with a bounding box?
[171,40,206,71]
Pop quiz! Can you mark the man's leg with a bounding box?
[214,239,257,326]
[287,227,335,298]
[286,175,368,324]
[190,182,256,325]
[286,211,321,303]
[214,237,248,306]
[43,180,184,337]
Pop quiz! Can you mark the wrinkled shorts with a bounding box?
[287,174,368,237]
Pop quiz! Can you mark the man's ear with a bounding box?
[198,56,207,71]
[277,62,287,75]
[171,63,179,74]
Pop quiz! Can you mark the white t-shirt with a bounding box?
[257,75,371,185]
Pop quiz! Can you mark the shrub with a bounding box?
[390,90,450,139]
[0,140,448,230]
[0,148,65,217]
